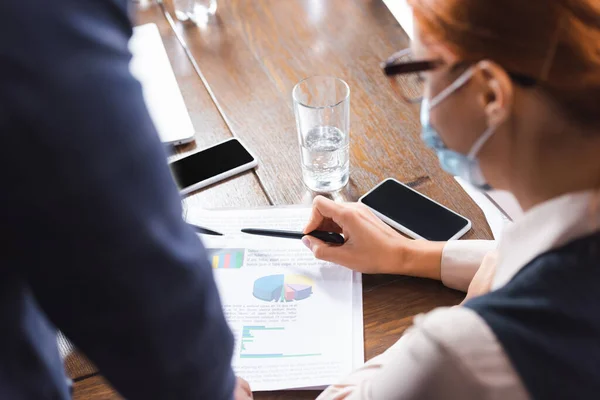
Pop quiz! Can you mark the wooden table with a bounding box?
[72,0,492,398]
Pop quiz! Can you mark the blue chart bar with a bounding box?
[240,325,320,359]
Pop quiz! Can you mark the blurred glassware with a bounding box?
[174,0,217,24]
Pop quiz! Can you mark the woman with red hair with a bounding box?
[303,1,600,398]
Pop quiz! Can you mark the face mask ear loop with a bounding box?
[429,66,476,109]
[467,125,497,160]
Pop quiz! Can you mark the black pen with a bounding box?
[187,223,223,236]
[241,228,345,245]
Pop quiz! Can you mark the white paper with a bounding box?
[187,207,364,391]
[485,190,524,221]
[455,177,511,240]
[382,0,414,40]
[129,23,195,145]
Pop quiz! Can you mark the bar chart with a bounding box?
[209,248,245,269]
[240,325,321,359]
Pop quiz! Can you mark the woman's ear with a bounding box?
[477,60,514,127]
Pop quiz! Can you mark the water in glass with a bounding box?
[301,125,349,192]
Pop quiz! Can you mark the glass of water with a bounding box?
[293,76,350,192]
[174,0,217,24]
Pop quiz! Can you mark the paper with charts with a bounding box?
[186,206,364,391]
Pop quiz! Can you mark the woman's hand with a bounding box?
[302,196,445,278]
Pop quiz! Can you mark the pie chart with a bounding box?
[253,274,314,302]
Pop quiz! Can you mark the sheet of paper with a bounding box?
[129,23,195,144]
[187,207,311,239]
[382,0,413,40]
[187,207,363,391]
[455,177,511,240]
[485,190,524,221]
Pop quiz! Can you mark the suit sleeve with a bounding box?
[1,1,234,399]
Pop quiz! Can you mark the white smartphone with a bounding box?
[169,138,258,195]
[359,178,472,241]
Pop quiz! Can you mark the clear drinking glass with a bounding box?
[174,0,217,24]
[293,76,350,192]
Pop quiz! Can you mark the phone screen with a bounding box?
[361,179,470,241]
[169,139,255,189]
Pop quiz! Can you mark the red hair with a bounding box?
[408,0,600,127]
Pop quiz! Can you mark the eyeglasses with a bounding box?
[382,48,537,104]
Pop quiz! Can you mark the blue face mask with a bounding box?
[420,67,496,190]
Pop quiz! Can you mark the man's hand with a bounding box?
[234,377,253,400]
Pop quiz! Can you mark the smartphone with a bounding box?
[169,138,258,195]
[359,178,471,241]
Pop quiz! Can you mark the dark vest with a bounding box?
[465,232,600,399]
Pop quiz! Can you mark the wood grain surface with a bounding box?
[140,0,269,210]
[163,0,492,227]
[72,0,491,399]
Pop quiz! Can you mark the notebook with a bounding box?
[129,23,195,145]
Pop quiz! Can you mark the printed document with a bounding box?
[186,206,364,391]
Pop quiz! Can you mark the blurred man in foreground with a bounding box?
[0,0,250,398]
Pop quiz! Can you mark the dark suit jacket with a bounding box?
[0,0,234,398]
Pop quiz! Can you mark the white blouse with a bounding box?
[317,190,600,400]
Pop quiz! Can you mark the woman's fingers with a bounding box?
[303,196,344,234]
[302,236,352,266]
[304,207,325,233]
[315,219,344,234]
[313,196,347,227]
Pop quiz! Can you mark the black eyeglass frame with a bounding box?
[382,48,538,88]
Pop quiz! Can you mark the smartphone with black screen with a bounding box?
[359,178,471,241]
[169,138,257,195]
